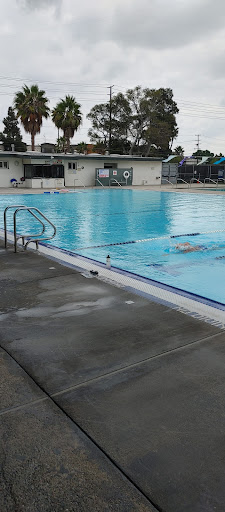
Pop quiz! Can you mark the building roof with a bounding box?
[0,151,163,162]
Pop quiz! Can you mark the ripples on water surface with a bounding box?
[1,189,225,304]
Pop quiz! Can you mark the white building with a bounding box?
[0,151,162,188]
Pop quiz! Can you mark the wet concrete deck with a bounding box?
[0,240,225,511]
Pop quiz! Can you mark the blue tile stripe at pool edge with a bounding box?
[40,241,225,312]
[1,227,225,313]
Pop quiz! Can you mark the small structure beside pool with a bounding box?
[0,151,162,189]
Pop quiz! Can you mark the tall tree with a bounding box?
[0,107,26,151]
[75,141,88,154]
[52,96,82,153]
[174,145,185,156]
[87,92,131,154]
[56,136,66,153]
[14,84,49,151]
[87,86,178,156]
[127,87,179,156]
[193,149,214,157]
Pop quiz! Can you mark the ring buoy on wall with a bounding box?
[123,170,130,179]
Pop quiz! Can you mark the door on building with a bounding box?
[162,163,178,184]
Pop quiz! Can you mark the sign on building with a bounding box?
[99,169,109,178]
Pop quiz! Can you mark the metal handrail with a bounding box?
[109,178,122,187]
[4,205,45,249]
[176,178,190,188]
[15,207,48,252]
[95,178,104,187]
[74,178,85,188]
[190,178,203,186]
[4,205,56,253]
[160,178,174,187]
[204,178,218,187]
[24,206,56,250]
[22,208,56,251]
[16,208,46,248]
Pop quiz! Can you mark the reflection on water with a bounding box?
[1,190,225,303]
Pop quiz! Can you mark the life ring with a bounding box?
[123,170,130,179]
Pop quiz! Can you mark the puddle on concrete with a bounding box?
[15,296,116,318]
[0,312,10,321]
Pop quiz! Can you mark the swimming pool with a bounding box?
[1,189,225,305]
[199,188,225,192]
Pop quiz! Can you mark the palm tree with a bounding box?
[14,85,50,151]
[174,145,184,156]
[52,96,82,153]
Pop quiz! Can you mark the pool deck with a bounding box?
[1,240,225,511]
[1,184,225,195]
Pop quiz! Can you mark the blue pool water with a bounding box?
[1,189,225,304]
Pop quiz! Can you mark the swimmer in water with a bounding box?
[175,242,206,253]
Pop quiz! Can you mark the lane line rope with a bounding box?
[77,229,225,251]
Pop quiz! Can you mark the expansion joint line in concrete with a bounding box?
[0,397,49,417]
[51,330,223,398]
[0,344,164,512]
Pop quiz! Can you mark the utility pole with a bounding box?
[195,134,201,152]
[108,85,114,153]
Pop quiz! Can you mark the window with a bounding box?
[0,161,8,168]
[24,164,64,179]
[104,163,117,169]
[33,166,43,178]
[51,165,64,178]
[24,165,33,179]
[68,162,77,170]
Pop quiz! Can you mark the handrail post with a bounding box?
[4,208,7,248]
[4,205,28,248]
[161,178,174,187]
[14,209,18,253]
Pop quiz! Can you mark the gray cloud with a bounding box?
[17,0,62,14]
[112,0,225,50]
[68,0,225,50]
[0,0,224,155]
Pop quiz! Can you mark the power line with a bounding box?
[0,75,110,88]
[176,98,225,109]
[0,74,225,118]
[178,112,225,120]
[0,75,224,110]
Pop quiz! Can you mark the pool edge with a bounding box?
[1,230,224,330]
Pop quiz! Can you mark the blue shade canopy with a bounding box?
[163,155,176,163]
[214,157,225,164]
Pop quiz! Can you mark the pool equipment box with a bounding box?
[96,168,133,186]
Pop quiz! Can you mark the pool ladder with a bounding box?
[4,205,56,253]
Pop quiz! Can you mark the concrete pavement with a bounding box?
[0,240,225,511]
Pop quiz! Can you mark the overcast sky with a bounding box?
[1,0,225,154]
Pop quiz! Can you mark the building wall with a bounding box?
[131,161,161,185]
[25,178,64,189]
[0,158,23,187]
[0,155,162,188]
[64,159,97,187]
[64,158,162,187]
